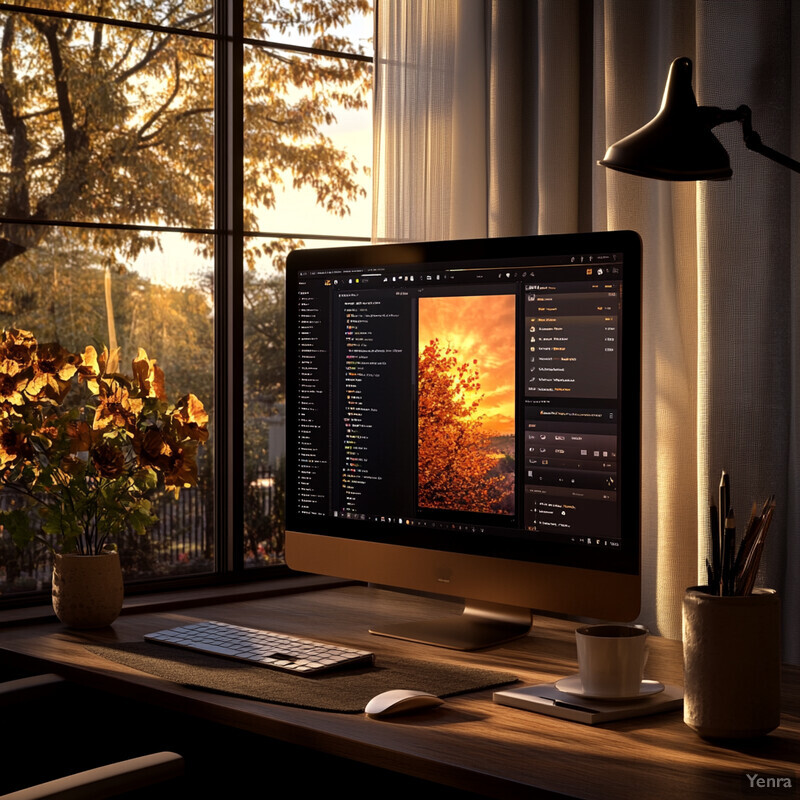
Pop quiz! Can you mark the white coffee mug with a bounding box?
[575,624,648,698]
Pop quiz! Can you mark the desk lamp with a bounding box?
[599,56,800,180]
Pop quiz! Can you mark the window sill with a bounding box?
[0,574,356,629]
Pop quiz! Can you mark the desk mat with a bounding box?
[87,642,518,713]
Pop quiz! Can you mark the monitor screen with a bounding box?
[285,231,641,650]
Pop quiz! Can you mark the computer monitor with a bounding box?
[285,231,641,650]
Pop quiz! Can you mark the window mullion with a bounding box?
[215,0,245,574]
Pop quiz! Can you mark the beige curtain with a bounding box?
[373,0,799,663]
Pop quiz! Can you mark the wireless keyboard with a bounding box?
[144,620,375,675]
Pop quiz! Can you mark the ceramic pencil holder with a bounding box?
[682,586,780,739]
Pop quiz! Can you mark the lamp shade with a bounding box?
[599,57,732,181]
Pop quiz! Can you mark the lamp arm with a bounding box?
[699,104,800,174]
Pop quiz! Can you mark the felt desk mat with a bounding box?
[87,642,518,713]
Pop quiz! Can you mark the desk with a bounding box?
[1,584,798,799]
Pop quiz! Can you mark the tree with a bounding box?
[0,2,371,586]
[417,339,510,514]
[0,1,371,270]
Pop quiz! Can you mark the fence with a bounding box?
[0,466,280,594]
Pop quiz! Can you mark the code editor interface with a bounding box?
[294,251,625,551]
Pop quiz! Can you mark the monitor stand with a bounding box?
[369,599,533,651]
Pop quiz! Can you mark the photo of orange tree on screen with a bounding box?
[417,295,515,514]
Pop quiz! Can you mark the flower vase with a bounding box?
[682,586,780,738]
[52,551,124,628]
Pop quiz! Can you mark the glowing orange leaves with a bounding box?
[0,329,80,409]
[417,295,516,436]
[416,295,516,516]
[26,342,80,403]
[75,344,117,391]
[418,339,510,514]
[93,380,144,432]
[0,328,37,367]
[172,393,209,443]
[0,328,209,554]
[132,348,167,401]
[0,359,29,409]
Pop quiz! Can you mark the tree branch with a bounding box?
[137,106,213,147]
[29,16,82,155]
[137,55,181,140]
[18,105,59,122]
[116,30,172,84]
[91,14,104,61]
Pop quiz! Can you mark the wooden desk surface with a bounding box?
[1,584,798,799]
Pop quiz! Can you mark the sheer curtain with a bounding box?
[373,0,799,662]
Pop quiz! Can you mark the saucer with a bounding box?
[554,675,665,702]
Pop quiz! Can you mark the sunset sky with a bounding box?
[418,294,516,436]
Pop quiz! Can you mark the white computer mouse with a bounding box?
[364,689,444,718]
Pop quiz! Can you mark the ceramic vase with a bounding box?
[682,585,780,738]
[52,551,124,628]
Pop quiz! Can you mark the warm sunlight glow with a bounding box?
[418,295,516,435]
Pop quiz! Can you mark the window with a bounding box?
[0,1,372,598]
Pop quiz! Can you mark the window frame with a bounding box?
[0,0,373,602]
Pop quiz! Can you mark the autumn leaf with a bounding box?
[92,378,144,432]
[0,328,37,367]
[0,358,29,407]
[25,342,80,403]
[75,345,101,389]
[132,348,167,401]
[171,393,209,443]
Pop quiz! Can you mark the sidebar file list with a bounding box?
[336,290,412,520]
[295,284,330,516]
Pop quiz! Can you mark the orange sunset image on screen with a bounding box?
[417,294,516,515]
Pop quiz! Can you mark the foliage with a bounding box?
[0,0,372,270]
[0,328,209,554]
[417,339,511,514]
